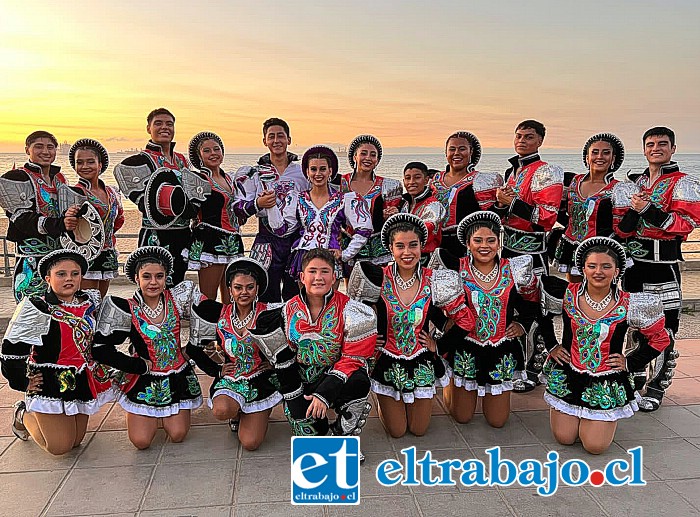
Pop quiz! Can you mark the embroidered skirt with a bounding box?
[208,369,282,413]
[370,349,449,403]
[542,359,638,421]
[446,336,526,396]
[183,223,244,270]
[84,249,119,280]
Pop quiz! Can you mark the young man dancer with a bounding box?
[234,118,310,302]
[614,126,700,411]
[493,120,564,392]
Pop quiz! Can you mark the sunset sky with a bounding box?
[1,0,699,153]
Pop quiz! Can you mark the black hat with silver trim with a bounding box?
[69,139,109,174]
[457,210,502,247]
[38,249,88,278]
[124,246,174,283]
[381,213,428,252]
[188,131,225,171]
[225,256,269,296]
[348,135,382,170]
[446,131,482,166]
[575,236,627,277]
[582,133,625,173]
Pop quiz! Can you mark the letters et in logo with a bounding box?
[291,436,361,505]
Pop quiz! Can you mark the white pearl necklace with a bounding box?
[396,271,418,290]
[142,297,164,320]
[472,262,499,284]
[584,288,613,312]
[232,307,255,329]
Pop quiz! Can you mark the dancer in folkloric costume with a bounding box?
[249,249,376,455]
[430,211,539,428]
[348,214,474,438]
[430,131,502,257]
[0,131,79,302]
[613,126,700,411]
[1,250,114,454]
[67,139,124,298]
[340,135,402,271]
[93,247,203,449]
[186,257,282,450]
[399,162,445,265]
[185,131,246,302]
[554,133,624,282]
[493,120,564,392]
[266,145,372,281]
[543,237,670,454]
[233,118,309,303]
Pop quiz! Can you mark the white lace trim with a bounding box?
[544,392,637,422]
[25,386,117,416]
[370,368,450,403]
[450,369,527,397]
[118,393,203,417]
[83,270,118,280]
[209,390,282,414]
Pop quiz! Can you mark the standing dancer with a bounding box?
[93,247,203,449]
[187,257,281,450]
[234,118,309,303]
[432,212,539,428]
[430,131,502,257]
[349,214,474,437]
[554,134,624,282]
[613,126,700,411]
[1,250,114,454]
[340,135,402,271]
[185,131,245,302]
[544,237,670,453]
[0,131,79,302]
[493,120,564,392]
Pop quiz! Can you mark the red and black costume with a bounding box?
[613,162,700,405]
[398,187,445,262]
[0,162,67,302]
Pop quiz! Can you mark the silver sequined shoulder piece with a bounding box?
[530,164,564,192]
[627,292,664,329]
[189,307,218,347]
[95,296,132,337]
[249,307,288,363]
[672,174,700,203]
[472,171,504,192]
[507,255,534,288]
[0,176,35,214]
[611,181,641,208]
[170,280,201,319]
[430,268,463,308]
[347,263,381,303]
[427,250,447,270]
[84,289,102,310]
[381,178,403,200]
[181,168,211,202]
[4,298,51,347]
[420,200,446,224]
[113,163,152,197]
[343,299,377,342]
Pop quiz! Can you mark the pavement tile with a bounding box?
[391,415,467,451]
[86,402,114,432]
[0,407,18,437]
[614,413,678,440]
[99,403,128,431]
[235,456,293,504]
[0,470,67,517]
[75,429,165,468]
[501,487,603,516]
[457,413,540,448]
[511,388,551,412]
[667,479,700,511]
[190,403,225,426]
[666,377,700,405]
[141,508,230,517]
[142,461,235,510]
[617,438,700,480]
[0,432,94,473]
[675,356,700,377]
[685,404,700,417]
[0,384,22,408]
[327,495,421,517]
[515,410,559,445]
[239,421,291,459]
[233,502,323,517]
[415,491,509,517]
[587,481,698,516]
[648,405,700,438]
[0,436,14,455]
[46,465,153,516]
[354,418,391,453]
[161,425,238,464]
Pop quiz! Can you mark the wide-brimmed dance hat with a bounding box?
[574,236,627,277]
[124,246,174,283]
[348,135,382,170]
[225,256,269,296]
[38,249,88,278]
[302,145,339,177]
[69,138,109,174]
[446,131,482,166]
[59,201,106,263]
[457,210,502,247]
[144,168,187,229]
[188,131,225,171]
[381,213,428,251]
[582,133,625,173]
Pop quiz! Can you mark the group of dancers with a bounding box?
[0,110,697,458]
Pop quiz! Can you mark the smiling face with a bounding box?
[306,157,332,187]
[644,134,676,167]
[587,140,615,175]
[263,125,291,158]
[147,114,175,145]
[199,139,223,170]
[403,167,429,196]
[74,148,101,182]
[468,226,500,266]
[26,137,57,168]
[390,229,422,274]
[582,251,619,291]
[229,273,258,311]
[136,262,167,301]
[514,128,543,157]
[299,257,335,298]
[353,143,379,174]
[445,137,472,173]
[45,259,82,300]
